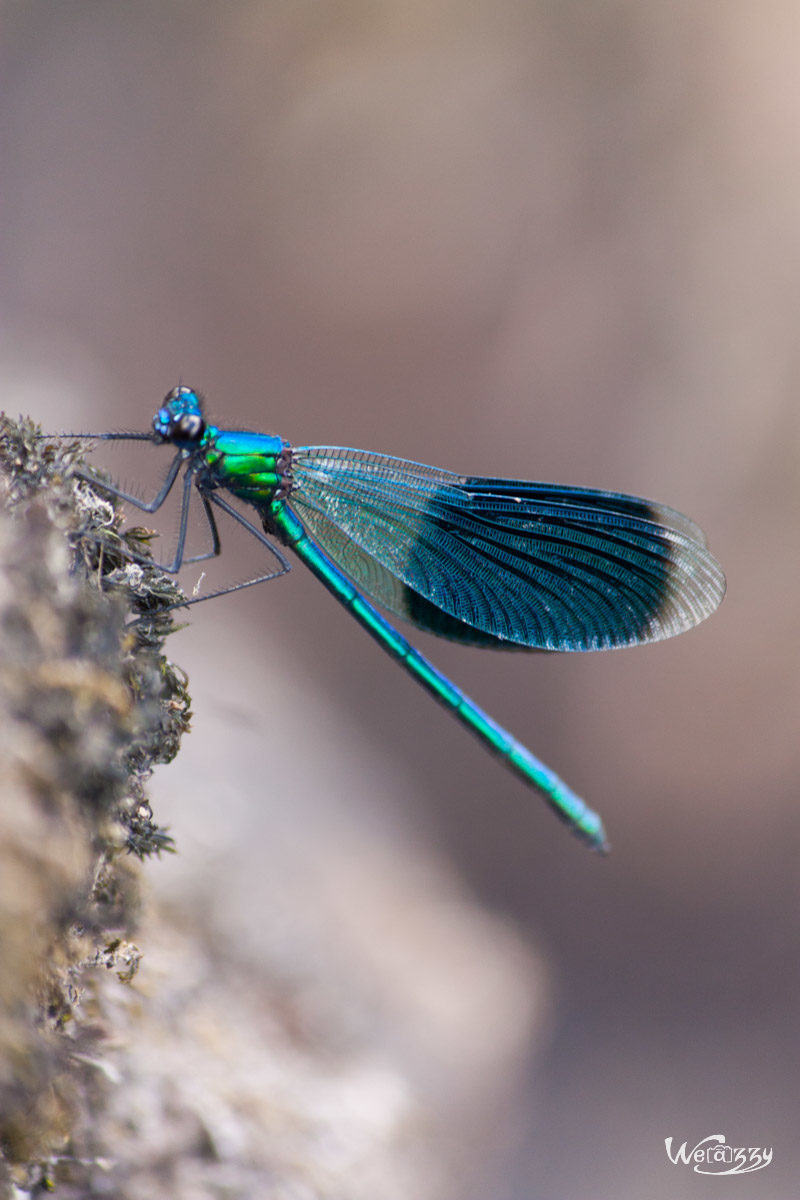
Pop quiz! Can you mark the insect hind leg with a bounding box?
[132,490,292,614]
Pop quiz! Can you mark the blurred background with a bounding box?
[2,2,799,1197]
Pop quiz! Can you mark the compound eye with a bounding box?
[176,412,205,441]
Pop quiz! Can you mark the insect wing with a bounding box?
[289,448,725,651]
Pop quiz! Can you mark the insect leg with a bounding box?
[80,450,185,513]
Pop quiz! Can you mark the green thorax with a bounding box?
[201,427,293,508]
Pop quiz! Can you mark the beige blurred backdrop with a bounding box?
[2,3,799,1197]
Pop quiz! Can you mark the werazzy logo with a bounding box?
[665,1134,772,1175]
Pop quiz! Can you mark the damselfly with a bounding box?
[68,386,726,851]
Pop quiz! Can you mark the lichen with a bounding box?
[0,414,191,1194]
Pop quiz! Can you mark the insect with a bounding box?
[74,386,725,851]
